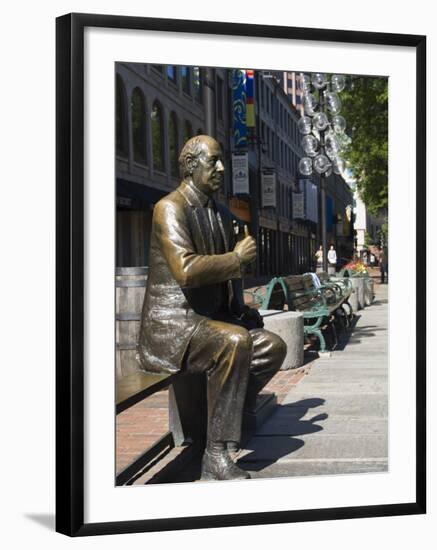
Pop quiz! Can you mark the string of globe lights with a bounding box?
[298,73,351,178]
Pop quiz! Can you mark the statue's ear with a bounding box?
[186,154,198,175]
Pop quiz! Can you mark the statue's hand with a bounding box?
[234,236,256,266]
[240,306,264,329]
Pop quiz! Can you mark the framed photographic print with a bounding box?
[56,12,426,536]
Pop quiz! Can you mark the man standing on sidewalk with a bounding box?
[137,135,286,481]
[379,247,388,283]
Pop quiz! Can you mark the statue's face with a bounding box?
[191,139,224,195]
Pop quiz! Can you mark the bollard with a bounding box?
[260,310,304,369]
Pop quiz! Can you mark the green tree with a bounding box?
[341,77,388,215]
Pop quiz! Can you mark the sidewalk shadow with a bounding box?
[162,398,327,483]
[236,398,328,473]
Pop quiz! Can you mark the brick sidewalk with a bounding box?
[116,359,315,474]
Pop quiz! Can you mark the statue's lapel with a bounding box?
[216,205,230,252]
[192,207,215,254]
[176,182,213,255]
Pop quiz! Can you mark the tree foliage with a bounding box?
[340,77,388,215]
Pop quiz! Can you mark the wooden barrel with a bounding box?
[115,267,148,380]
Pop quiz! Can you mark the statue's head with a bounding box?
[178,135,224,196]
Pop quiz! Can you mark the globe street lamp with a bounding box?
[298,73,350,272]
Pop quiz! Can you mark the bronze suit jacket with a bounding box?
[136,180,245,375]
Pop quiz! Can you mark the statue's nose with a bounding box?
[216,160,224,172]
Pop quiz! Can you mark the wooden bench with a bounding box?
[116,370,209,486]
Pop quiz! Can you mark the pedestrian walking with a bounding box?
[315,245,323,273]
[327,245,337,275]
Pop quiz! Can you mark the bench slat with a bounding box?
[116,371,173,413]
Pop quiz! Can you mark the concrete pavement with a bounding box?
[237,282,389,478]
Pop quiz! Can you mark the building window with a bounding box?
[168,112,179,177]
[193,67,202,103]
[167,65,177,84]
[183,120,193,143]
[216,76,224,121]
[131,88,147,165]
[196,128,204,136]
[116,75,128,157]
[181,67,190,95]
[152,64,163,74]
[151,101,164,172]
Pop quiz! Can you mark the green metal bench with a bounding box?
[252,274,351,353]
[316,271,354,321]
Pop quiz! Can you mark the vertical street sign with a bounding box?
[261,172,277,207]
[232,152,250,194]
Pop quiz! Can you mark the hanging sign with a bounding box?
[232,152,249,195]
[261,172,276,208]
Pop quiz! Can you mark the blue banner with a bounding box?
[232,70,247,148]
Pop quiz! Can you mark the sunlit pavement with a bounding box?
[237,281,388,478]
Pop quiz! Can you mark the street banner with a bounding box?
[245,70,255,127]
[232,69,247,148]
[292,192,305,219]
[261,172,276,207]
[232,152,249,194]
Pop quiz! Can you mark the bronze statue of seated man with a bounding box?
[137,135,286,481]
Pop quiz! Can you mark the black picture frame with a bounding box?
[56,12,426,537]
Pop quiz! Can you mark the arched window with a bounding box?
[151,101,164,172]
[183,120,193,143]
[168,112,179,177]
[131,88,146,164]
[116,75,128,157]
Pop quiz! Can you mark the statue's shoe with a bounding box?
[201,450,251,481]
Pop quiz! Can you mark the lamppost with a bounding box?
[297,73,350,271]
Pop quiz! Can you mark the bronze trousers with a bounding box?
[184,320,286,444]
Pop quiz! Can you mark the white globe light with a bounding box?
[298,116,312,135]
[331,74,346,92]
[311,73,327,90]
[313,154,331,174]
[332,157,345,175]
[302,134,319,157]
[301,73,311,93]
[303,93,318,116]
[299,157,313,176]
[325,92,342,115]
[312,112,329,131]
[332,115,346,134]
[325,133,341,159]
